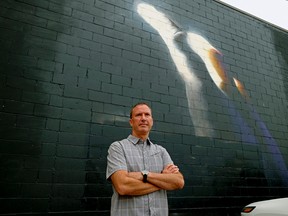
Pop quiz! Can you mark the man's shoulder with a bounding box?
[109,137,132,148]
[110,138,128,146]
[149,141,167,151]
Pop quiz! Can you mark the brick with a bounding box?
[55,53,79,65]
[78,77,101,91]
[40,130,59,143]
[24,68,53,82]
[123,86,142,98]
[102,62,121,75]
[7,76,36,91]
[40,39,67,54]
[24,156,54,169]
[57,144,88,159]
[0,183,22,197]
[53,73,77,86]
[122,50,140,61]
[151,83,168,94]
[141,55,158,67]
[49,198,82,211]
[47,20,71,34]
[101,82,122,94]
[57,33,81,46]
[3,100,34,115]
[72,10,94,23]
[0,112,17,126]
[52,184,85,198]
[34,104,62,118]
[95,0,115,13]
[11,10,47,27]
[102,125,129,139]
[78,57,101,70]
[0,85,22,101]
[63,98,92,111]
[103,103,126,116]
[0,140,41,155]
[31,26,57,40]
[35,7,61,22]
[55,158,86,170]
[164,113,182,124]
[114,39,132,51]
[16,115,46,129]
[102,44,122,57]
[53,170,86,184]
[63,65,87,76]
[22,91,50,104]
[111,74,131,86]
[49,2,72,16]
[49,95,63,107]
[67,45,90,58]
[83,4,104,17]
[60,120,90,133]
[59,131,90,146]
[91,112,115,125]
[111,94,132,107]
[39,81,64,95]
[90,123,103,135]
[88,90,112,103]
[64,86,88,100]
[71,27,93,40]
[80,38,101,51]
[89,135,115,147]
[41,142,56,156]
[142,89,161,101]
[22,183,51,198]
[104,10,124,23]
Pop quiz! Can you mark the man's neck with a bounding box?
[132,132,148,141]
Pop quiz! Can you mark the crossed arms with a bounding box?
[110,164,185,196]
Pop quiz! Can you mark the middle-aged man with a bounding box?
[106,102,185,216]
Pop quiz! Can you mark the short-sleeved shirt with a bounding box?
[106,135,173,216]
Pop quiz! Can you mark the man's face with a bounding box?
[129,104,153,138]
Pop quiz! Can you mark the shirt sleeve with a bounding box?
[106,141,127,180]
[160,146,174,167]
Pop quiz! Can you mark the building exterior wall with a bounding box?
[0,0,288,215]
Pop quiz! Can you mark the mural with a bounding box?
[1,0,288,214]
[137,2,288,186]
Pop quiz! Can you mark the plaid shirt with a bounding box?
[106,135,173,216]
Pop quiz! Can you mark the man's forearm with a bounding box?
[147,172,184,190]
[111,170,160,196]
[123,177,160,195]
[128,171,184,191]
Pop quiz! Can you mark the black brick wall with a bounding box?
[1,0,288,215]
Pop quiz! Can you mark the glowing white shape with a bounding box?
[137,3,214,137]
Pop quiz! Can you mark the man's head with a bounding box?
[129,102,153,140]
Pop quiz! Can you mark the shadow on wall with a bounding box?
[0,0,75,214]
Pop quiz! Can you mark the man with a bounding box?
[106,102,185,216]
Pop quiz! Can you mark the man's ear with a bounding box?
[129,118,133,127]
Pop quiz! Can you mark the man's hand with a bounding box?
[146,164,184,190]
[162,164,179,174]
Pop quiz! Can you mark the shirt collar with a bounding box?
[128,134,151,145]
